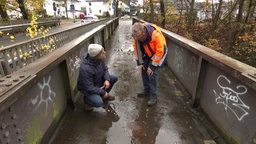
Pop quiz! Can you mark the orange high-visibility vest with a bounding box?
[133,23,167,67]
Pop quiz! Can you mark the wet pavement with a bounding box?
[49,19,226,144]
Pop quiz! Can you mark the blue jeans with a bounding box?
[141,59,158,100]
[84,75,118,107]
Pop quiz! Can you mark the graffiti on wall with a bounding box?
[68,56,81,75]
[173,46,197,81]
[174,47,184,73]
[186,56,197,78]
[31,76,56,113]
[213,75,250,121]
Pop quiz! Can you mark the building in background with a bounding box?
[4,0,131,19]
[43,0,130,18]
[43,0,81,19]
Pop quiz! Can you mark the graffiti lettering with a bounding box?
[68,56,81,75]
[213,75,249,121]
[174,47,183,73]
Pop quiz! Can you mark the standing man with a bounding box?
[131,22,168,106]
[77,44,118,111]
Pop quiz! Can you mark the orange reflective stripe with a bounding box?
[151,55,161,66]
[152,61,158,66]
[154,55,161,60]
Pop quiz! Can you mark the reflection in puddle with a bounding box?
[126,121,147,137]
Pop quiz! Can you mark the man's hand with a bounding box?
[103,80,110,89]
[138,65,144,73]
[147,67,153,75]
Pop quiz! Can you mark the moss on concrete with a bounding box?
[27,115,44,144]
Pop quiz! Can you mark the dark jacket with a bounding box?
[77,53,110,96]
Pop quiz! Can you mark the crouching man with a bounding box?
[77,44,118,111]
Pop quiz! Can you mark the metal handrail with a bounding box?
[0,20,61,34]
[0,19,110,77]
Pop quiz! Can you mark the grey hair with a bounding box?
[131,22,146,33]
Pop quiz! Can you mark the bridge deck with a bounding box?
[49,20,226,144]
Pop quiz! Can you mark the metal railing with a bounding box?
[0,19,110,77]
[0,18,61,26]
[0,19,61,35]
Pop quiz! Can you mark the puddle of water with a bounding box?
[126,121,147,137]
[155,128,180,144]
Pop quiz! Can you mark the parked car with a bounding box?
[81,16,99,23]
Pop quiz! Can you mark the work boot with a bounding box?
[137,91,150,97]
[84,103,93,112]
[147,99,157,107]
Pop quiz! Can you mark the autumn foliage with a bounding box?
[141,0,256,68]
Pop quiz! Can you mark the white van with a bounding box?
[81,16,99,23]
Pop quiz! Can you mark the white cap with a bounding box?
[88,44,103,57]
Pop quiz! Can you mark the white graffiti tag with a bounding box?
[213,75,249,121]
[174,47,184,73]
[69,56,81,75]
[31,76,56,113]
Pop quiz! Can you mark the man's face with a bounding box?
[132,30,145,41]
[97,49,106,59]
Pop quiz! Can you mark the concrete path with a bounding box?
[49,19,226,144]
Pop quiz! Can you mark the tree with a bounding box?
[160,0,165,28]
[26,0,46,16]
[142,0,150,20]
[0,0,9,21]
[16,0,29,19]
[150,0,153,22]
[186,0,196,32]
[244,0,255,24]
[211,0,223,34]
[152,0,255,67]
